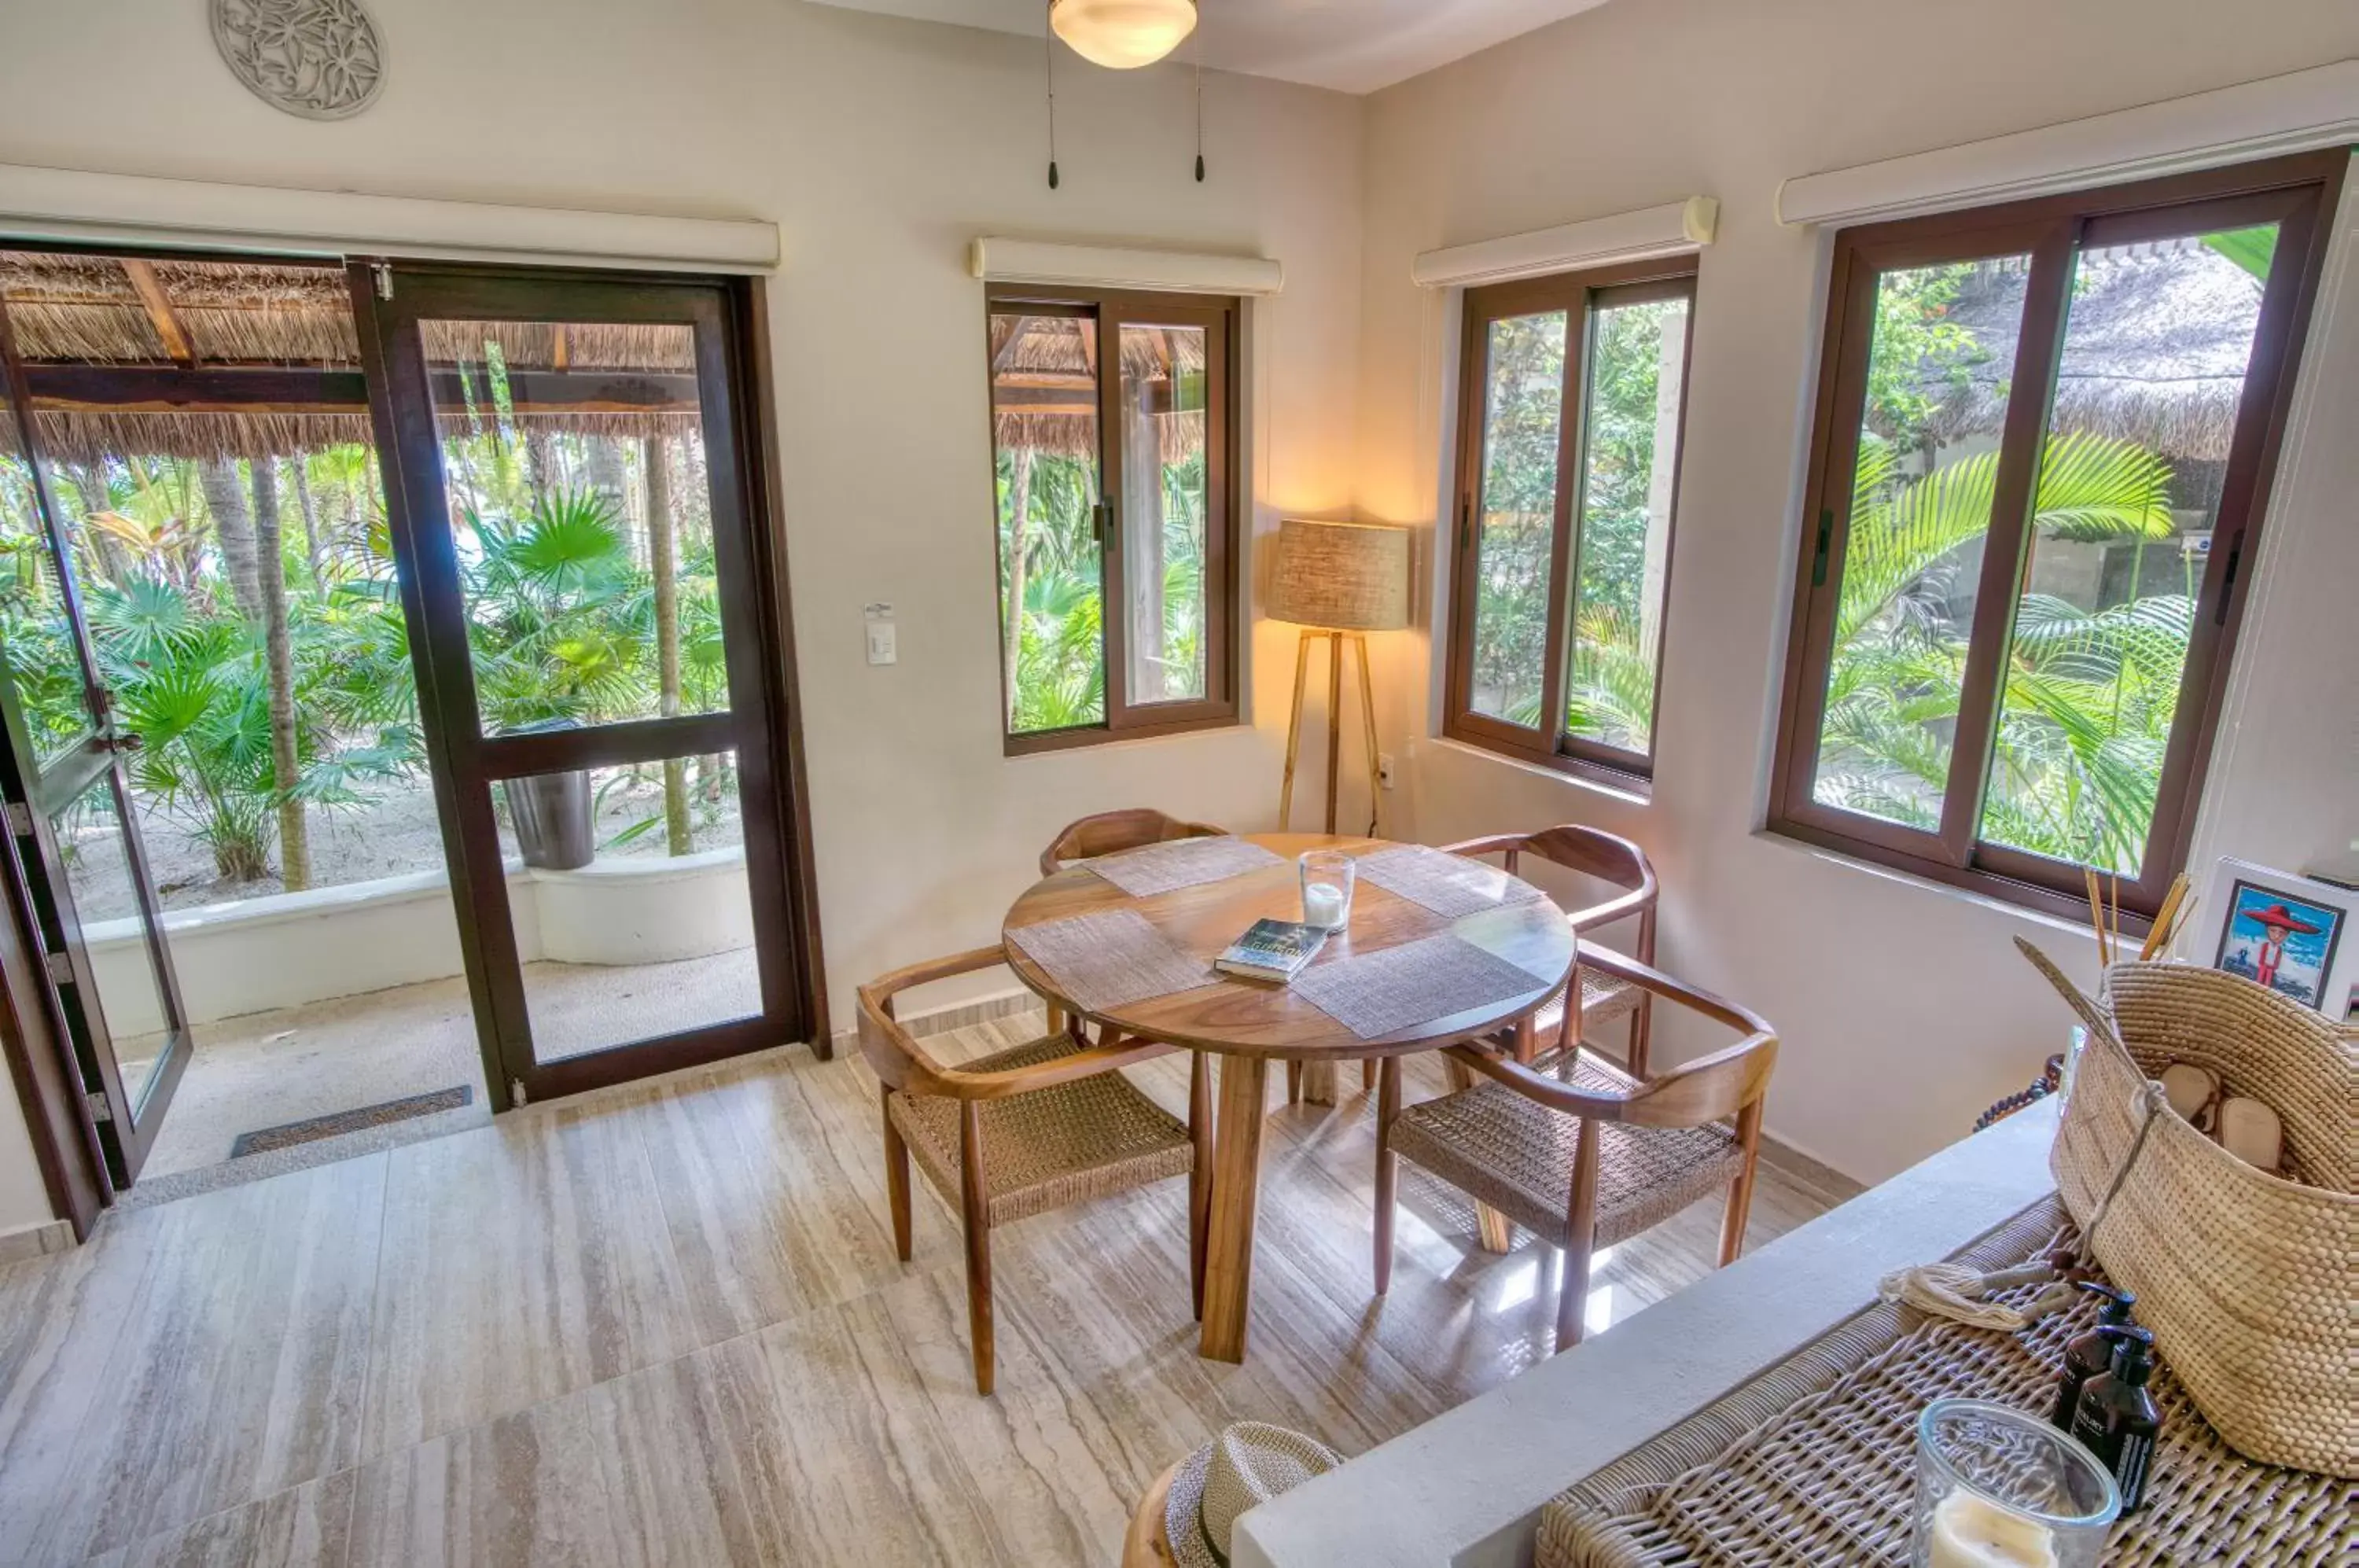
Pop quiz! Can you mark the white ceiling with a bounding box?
[803,0,1616,95]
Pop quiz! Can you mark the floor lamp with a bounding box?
[1267,518,1411,836]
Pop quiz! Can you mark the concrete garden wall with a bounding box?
[82,848,754,1036]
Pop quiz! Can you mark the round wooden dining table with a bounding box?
[1001,832,1576,1363]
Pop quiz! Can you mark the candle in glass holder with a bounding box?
[1303,883,1345,929]
[1924,1491,2059,1568]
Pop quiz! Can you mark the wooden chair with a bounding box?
[1036,809,1229,1040]
[1037,808,1230,878]
[856,945,1213,1395]
[1440,825,1659,1072]
[1372,942,1776,1352]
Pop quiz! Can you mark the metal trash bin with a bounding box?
[500,718,594,870]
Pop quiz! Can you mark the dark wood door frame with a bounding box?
[350,259,826,1110]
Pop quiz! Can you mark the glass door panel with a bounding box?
[364,267,807,1104]
[0,312,192,1181]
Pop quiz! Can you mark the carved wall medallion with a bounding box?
[211,0,386,120]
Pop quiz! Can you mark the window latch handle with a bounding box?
[2213,528,2243,625]
[1458,495,1472,553]
[1093,501,1113,550]
[1810,510,1835,587]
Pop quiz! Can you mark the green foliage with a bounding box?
[0,431,725,889]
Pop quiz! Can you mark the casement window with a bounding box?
[985,285,1238,753]
[1768,153,2344,922]
[1443,261,1697,780]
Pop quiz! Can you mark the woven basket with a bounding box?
[2019,940,2357,1477]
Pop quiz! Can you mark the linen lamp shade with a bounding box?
[1266,519,1410,631]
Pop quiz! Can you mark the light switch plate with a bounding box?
[863,602,896,666]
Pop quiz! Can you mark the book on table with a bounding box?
[1215,918,1330,982]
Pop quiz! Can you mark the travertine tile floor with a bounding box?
[0,1014,1848,1567]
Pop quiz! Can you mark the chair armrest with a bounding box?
[856,944,1177,1100]
[1437,833,1529,859]
[1440,1040,1640,1121]
[1575,941,1769,1040]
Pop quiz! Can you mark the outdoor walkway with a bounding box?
[129,950,758,1190]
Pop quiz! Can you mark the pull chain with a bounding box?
[1045,4,1060,190]
[1194,55,1205,182]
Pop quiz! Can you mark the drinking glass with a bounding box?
[1913,1400,2118,1568]
[1299,851,1356,931]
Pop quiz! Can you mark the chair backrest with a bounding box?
[1614,1032,1778,1129]
[1444,824,1658,953]
[1040,809,1230,876]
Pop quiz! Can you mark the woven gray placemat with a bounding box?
[1007,908,1216,1013]
[1087,835,1285,896]
[1355,845,1545,919]
[1291,933,1550,1040]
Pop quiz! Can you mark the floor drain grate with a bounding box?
[228,1084,475,1158]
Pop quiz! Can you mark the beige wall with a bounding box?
[1355,0,2359,1179]
[0,0,1365,1232]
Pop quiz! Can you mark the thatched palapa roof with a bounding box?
[0,251,701,462]
[988,311,1204,463]
[1921,237,2266,463]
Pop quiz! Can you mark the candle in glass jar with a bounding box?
[1925,1490,2059,1568]
[1303,884,1345,929]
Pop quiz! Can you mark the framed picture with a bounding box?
[2194,859,2355,1014]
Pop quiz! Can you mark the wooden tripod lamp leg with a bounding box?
[1323,631,1344,834]
[1352,632,1382,837]
[1279,628,1315,831]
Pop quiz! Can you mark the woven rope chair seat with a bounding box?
[1390,1051,1743,1248]
[1521,969,1646,1040]
[889,1035,1193,1228]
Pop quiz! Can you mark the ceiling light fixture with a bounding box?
[1049,0,1198,70]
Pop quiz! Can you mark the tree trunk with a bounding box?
[65,463,133,587]
[1638,305,1687,664]
[1122,392,1167,703]
[1000,448,1034,727]
[645,436,692,856]
[291,457,326,595]
[250,462,309,891]
[586,440,629,536]
[524,426,557,504]
[201,458,263,620]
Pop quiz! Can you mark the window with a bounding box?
[986,285,1238,751]
[1769,153,2344,922]
[1444,261,1696,779]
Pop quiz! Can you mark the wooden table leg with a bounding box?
[1444,1054,1517,1254]
[1298,1060,1339,1105]
[1198,1053,1270,1363]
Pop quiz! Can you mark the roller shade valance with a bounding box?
[0,161,781,272]
[969,237,1284,296]
[1777,61,2359,228]
[1411,197,1717,289]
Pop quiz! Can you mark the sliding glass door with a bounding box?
[356,264,814,1105]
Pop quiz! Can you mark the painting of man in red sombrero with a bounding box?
[2213,878,2342,1010]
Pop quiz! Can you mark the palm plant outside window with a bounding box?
[1771,154,2344,922]
[986,286,1238,751]
[1446,261,1695,778]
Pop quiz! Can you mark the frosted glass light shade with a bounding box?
[1049,0,1198,69]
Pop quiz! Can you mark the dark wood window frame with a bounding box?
[985,284,1242,756]
[1442,258,1699,785]
[1768,151,2347,925]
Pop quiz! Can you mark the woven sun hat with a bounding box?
[1164,1422,1344,1568]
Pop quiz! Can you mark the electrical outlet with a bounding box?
[863,602,896,666]
[1377,753,1396,790]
